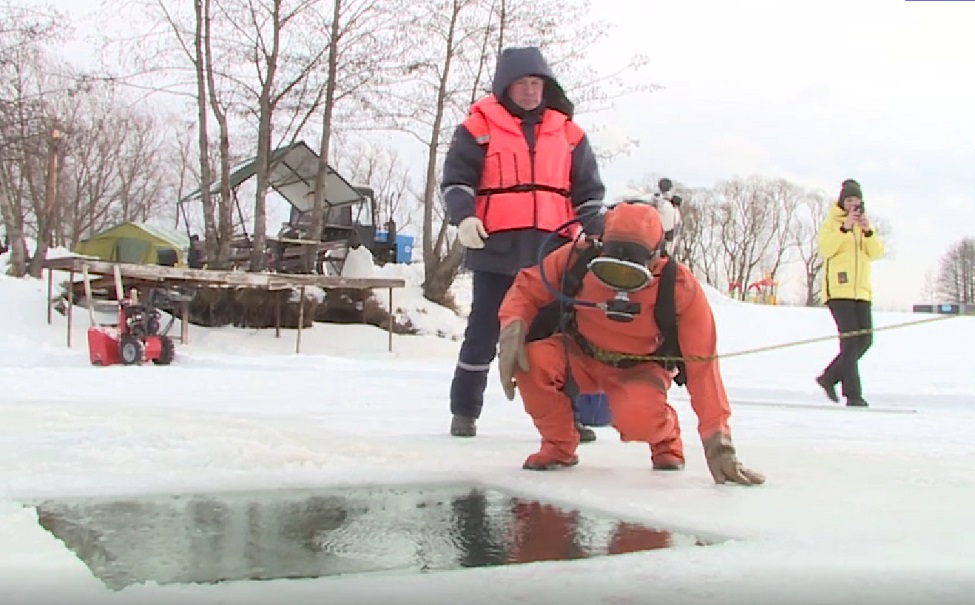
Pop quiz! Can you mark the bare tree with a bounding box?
[376,0,478,303]
[918,268,937,304]
[103,0,235,266]
[760,177,803,282]
[935,237,975,304]
[380,0,650,303]
[215,0,328,271]
[0,2,65,276]
[195,0,224,264]
[335,137,419,232]
[200,0,325,271]
[305,0,408,271]
[51,86,176,246]
[0,48,72,279]
[677,186,723,286]
[714,176,778,299]
[795,190,829,306]
[109,0,327,270]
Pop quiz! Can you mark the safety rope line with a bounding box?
[586,313,962,365]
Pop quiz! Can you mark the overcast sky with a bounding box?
[582,0,975,309]
[23,0,975,309]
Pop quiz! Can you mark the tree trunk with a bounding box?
[194,0,219,265]
[308,0,342,274]
[27,127,61,278]
[0,182,29,277]
[204,0,234,269]
[423,242,464,304]
[249,93,272,272]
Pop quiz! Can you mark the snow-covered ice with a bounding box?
[1,249,973,604]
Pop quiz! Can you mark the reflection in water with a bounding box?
[33,485,713,590]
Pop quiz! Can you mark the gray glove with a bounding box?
[702,433,765,486]
[498,319,529,401]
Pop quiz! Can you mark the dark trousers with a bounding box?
[451,271,516,419]
[821,299,873,400]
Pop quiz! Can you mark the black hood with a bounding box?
[492,47,574,119]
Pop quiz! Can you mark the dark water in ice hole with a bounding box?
[31,484,715,590]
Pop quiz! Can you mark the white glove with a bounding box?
[457,216,488,249]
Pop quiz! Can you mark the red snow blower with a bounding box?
[87,288,176,367]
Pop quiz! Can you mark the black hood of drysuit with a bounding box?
[492,47,574,119]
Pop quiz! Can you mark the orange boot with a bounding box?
[516,338,596,470]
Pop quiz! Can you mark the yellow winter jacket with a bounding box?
[818,204,885,302]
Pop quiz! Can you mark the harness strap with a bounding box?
[476,183,572,197]
[568,324,649,369]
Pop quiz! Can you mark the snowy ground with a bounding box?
[1,251,974,605]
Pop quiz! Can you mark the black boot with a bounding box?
[846,397,869,407]
[575,421,597,443]
[816,375,839,403]
[450,415,477,437]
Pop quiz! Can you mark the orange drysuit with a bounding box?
[498,203,732,469]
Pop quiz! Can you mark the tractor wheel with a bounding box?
[152,335,176,366]
[118,334,144,365]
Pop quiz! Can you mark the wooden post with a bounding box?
[113,264,124,301]
[47,267,53,325]
[387,287,394,353]
[295,285,305,354]
[180,300,189,344]
[82,265,94,328]
[275,291,282,338]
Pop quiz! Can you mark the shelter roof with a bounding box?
[179,141,365,212]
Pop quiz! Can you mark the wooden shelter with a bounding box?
[44,256,406,354]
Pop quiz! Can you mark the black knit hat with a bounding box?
[838,179,863,205]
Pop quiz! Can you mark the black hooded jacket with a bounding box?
[441,47,605,276]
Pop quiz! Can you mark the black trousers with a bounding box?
[450,271,516,418]
[821,299,873,400]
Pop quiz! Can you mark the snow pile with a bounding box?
[337,248,467,340]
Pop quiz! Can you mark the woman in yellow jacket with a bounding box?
[815,179,885,407]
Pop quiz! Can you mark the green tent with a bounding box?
[74,222,190,266]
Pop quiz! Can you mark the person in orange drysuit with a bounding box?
[496,202,764,485]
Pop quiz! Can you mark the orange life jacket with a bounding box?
[462,96,584,234]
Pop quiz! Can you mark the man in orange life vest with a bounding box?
[443,47,605,439]
[496,202,765,485]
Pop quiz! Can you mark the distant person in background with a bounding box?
[815,179,884,407]
[187,235,206,269]
[652,177,684,259]
[441,46,605,439]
